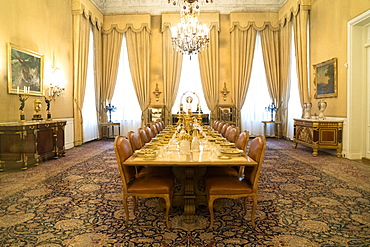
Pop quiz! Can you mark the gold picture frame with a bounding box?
[7,43,44,96]
[313,57,338,99]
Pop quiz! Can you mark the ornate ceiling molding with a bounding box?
[90,0,289,15]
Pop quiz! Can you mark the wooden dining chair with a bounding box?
[206,129,248,178]
[145,126,156,139]
[216,122,225,133]
[226,126,239,143]
[155,121,162,132]
[114,136,174,228]
[128,131,143,151]
[150,123,159,135]
[235,130,250,152]
[220,123,230,137]
[224,125,233,139]
[138,128,151,144]
[205,135,266,229]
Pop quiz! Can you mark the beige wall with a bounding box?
[0,0,74,123]
[309,0,370,117]
[2,0,369,124]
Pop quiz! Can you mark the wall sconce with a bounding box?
[153,83,162,102]
[220,82,230,101]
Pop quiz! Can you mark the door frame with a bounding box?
[347,10,370,159]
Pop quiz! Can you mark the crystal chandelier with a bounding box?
[169,0,213,56]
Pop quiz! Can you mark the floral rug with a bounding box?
[0,139,369,246]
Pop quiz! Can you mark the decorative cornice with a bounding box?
[90,0,289,15]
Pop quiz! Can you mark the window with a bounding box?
[287,26,302,140]
[240,33,271,136]
[111,34,142,136]
[172,55,210,114]
[82,26,98,143]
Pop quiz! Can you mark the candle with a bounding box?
[24,86,26,94]
[16,86,19,94]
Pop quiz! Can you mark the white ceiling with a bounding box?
[91,0,288,15]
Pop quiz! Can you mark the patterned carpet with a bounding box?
[0,139,369,246]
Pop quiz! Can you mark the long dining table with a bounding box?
[123,126,257,224]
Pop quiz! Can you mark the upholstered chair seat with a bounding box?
[127,176,173,194]
[206,176,253,195]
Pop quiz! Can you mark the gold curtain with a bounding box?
[280,18,292,137]
[199,26,219,123]
[162,26,182,125]
[260,25,281,120]
[72,12,91,146]
[231,25,257,128]
[126,26,151,125]
[102,28,123,123]
[293,4,310,107]
[93,25,103,137]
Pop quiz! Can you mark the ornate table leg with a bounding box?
[172,166,206,224]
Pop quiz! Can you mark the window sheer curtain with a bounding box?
[82,27,99,143]
[172,55,210,114]
[287,27,302,140]
[111,34,142,136]
[240,33,271,136]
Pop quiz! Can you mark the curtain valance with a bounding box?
[279,0,311,27]
[161,12,220,32]
[230,12,279,31]
[72,0,103,30]
[103,14,151,33]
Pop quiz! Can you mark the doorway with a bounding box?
[347,10,370,159]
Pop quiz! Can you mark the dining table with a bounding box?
[123,125,257,224]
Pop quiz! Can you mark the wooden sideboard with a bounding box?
[0,120,66,171]
[293,118,343,157]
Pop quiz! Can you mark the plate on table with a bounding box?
[220,142,235,147]
[220,149,243,156]
[135,149,156,156]
[218,155,231,160]
[143,154,157,160]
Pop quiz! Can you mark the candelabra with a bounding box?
[105,103,117,123]
[265,102,277,122]
[18,93,29,122]
[44,84,65,121]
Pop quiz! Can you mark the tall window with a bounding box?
[82,26,98,143]
[287,26,303,140]
[172,55,210,114]
[240,33,271,136]
[111,34,142,136]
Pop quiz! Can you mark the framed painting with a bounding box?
[7,43,44,96]
[313,57,338,99]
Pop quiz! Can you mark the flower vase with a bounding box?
[318,100,327,120]
[303,101,312,119]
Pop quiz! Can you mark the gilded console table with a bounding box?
[292,118,343,157]
[0,120,66,171]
